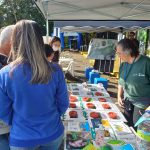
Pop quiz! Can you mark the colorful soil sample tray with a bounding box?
[102,103,112,110]
[94,97,112,103]
[100,102,120,111]
[63,109,86,121]
[69,102,81,109]
[81,96,93,102]
[94,91,105,96]
[69,95,79,102]
[82,101,104,111]
[86,110,107,120]
[93,92,110,98]
[104,111,127,122]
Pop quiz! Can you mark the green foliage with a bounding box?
[137,29,147,43]
[0,0,53,35]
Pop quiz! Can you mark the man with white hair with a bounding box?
[0,25,14,150]
[0,25,14,68]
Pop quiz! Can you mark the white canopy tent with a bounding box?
[54,21,150,33]
[34,0,150,35]
[57,26,141,33]
[35,0,150,20]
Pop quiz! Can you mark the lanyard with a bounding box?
[124,57,136,82]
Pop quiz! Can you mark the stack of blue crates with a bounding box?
[89,71,100,84]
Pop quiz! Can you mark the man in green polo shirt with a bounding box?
[116,38,150,128]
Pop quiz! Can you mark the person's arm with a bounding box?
[55,68,69,116]
[118,62,124,107]
[118,85,124,107]
[52,51,59,63]
[146,57,150,82]
[0,85,13,125]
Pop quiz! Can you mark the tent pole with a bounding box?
[46,14,49,43]
[118,28,124,70]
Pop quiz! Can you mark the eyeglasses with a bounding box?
[116,51,123,55]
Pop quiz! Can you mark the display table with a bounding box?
[62,83,137,150]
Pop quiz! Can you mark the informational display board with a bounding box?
[87,38,117,60]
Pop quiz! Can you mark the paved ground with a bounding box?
[60,50,118,104]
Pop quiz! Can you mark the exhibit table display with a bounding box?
[62,83,137,150]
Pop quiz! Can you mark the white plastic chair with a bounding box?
[63,60,74,76]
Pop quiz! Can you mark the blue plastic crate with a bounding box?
[85,67,93,79]
[94,77,108,89]
[89,72,100,84]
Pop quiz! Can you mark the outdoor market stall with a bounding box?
[33,1,150,149]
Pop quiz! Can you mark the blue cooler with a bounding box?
[94,77,108,89]
[89,71,100,84]
[85,67,93,79]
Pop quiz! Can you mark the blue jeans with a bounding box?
[0,134,10,150]
[10,133,64,150]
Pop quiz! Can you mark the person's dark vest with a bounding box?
[0,54,8,69]
[52,51,60,63]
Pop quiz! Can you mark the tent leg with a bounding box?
[99,59,101,72]
[46,16,49,43]
[104,58,107,73]
[109,57,112,73]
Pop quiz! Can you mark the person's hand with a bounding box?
[68,90,72,96]
[118,97,124,108]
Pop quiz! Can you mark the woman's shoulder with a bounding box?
[0,63,30,77]
[137,55,150,67]
[141,55,150,62]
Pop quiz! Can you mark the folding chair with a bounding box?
[63,60,74,76]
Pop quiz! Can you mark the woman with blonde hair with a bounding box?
[0,20,69,150]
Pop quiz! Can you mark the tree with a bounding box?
[0,0,53,35]
[137,29,148,54]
